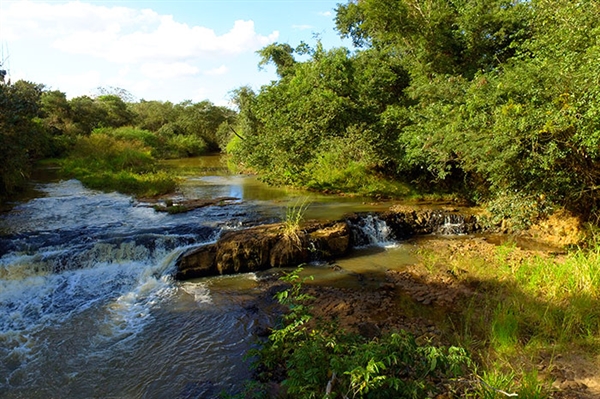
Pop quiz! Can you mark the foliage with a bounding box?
[418,239,600,397]
[0,80,46,199]
[227,0,600,224]
[229,44,411,197]
[246,268,473,399]
[60,133,177,196]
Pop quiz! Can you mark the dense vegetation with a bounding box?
[3,1,600,397]
[227,0,600,225]
[0,85,235,198]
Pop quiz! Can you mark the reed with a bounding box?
[282,196,311,244]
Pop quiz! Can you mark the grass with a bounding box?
[415,239,600,396]
[282,196,311,243]
[60,133,179,197]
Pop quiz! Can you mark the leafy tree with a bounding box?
[69,95,107,136]
[0,80,45,197]
[130,100,175,132]
[96,94,134,128]
[257,42,297,78]
[335,0,530,78]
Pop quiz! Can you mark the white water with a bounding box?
[349,214,398,248]
[0,180,266,398]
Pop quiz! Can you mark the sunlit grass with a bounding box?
[60,133,178,197]
[282,196,311,244]
[416,240,600,396]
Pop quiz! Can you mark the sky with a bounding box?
[0,0,351,106]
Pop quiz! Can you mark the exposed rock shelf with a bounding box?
[175,207,480,280]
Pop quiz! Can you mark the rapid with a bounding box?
[0,156,423,398]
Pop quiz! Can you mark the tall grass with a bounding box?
[282,196,311,244]
[416,240,600,396]
[61,133,177,197]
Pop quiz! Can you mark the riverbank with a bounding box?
[245,210,600,398]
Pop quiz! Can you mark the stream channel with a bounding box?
[0,155,433,398]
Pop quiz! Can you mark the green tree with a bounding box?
[96,94,134,128]
[69,95,107,136]
[0,80,45,198]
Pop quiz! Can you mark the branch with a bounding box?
[229,126,245,140]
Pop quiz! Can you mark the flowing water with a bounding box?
[0,156,439,398]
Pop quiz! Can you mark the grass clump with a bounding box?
[282,197,311,244]
[61,133,178,197]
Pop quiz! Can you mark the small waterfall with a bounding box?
[348,214,396,247]
[436,213,470,235]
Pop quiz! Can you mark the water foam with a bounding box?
[350,214,397,248]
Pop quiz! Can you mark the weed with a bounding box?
[282,196,311,244]
[244,268,474,399]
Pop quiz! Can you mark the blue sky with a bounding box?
[0,0,351,105]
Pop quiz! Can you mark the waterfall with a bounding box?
[437,213,470,235]
[348,214,396,247]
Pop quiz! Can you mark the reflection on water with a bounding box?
[161,155,400,221]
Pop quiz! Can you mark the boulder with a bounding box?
[175,221,352,280]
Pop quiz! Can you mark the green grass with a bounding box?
[417,240,600,396]
[60,133,178,197]
[282,196,311,243]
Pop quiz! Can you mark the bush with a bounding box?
[61,134,177,196]
[245,269,472,399]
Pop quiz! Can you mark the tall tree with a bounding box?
[0,80,45,197]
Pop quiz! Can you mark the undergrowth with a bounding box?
[419,240,600,396]
[230,268,475,399]
[60,133,178,197]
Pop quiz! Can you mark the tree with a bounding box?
[0,80,45,197]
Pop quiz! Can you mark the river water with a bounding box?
[0,156,417,398]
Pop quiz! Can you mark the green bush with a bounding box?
[245,269,473,399]
[61,134,177,196]
[94,126,160,149]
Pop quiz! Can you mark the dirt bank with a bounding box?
[291,235,600,399]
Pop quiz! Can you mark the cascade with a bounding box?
[348,214,396,247]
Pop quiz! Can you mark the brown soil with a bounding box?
[296,235,600,399]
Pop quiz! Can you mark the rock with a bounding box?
[175,244,217,279]
[175,221,352,280]
[175,207,480,280]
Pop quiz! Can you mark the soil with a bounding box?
[289,234,600,399]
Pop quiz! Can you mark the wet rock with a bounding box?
[175,206,480,280]
[175,221,352,280]
[175,244,217,279]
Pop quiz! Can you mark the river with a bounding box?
[0,156,418,398]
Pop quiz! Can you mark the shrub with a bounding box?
[246,269,473,399]
[61,134,177,196]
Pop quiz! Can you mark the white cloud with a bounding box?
[319,11,333,17]
[2,1,279,64]
[203,65,228,76]
[55,70,102,97]
[292,24,314,31]
[140,62,199,79]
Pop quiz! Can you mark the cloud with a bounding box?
[140,62,199,79]
[2,1,279,64]
[203,65,229,76]
[54,70,102,97]
[292,24,315,31]
[318,11,333,17]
